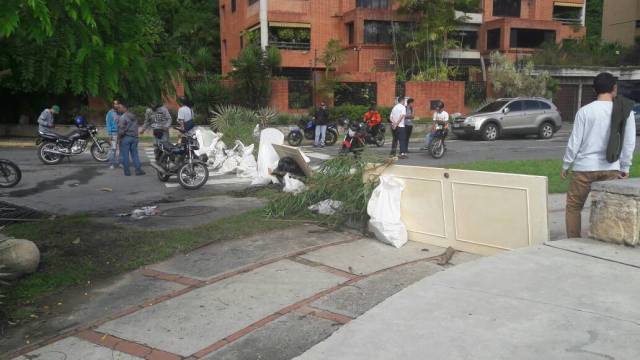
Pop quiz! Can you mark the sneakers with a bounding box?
[399,154,408,159]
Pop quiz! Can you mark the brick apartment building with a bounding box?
[219,0,586,112]
[602,0,640,46]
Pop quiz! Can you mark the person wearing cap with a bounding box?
[37,105,60,133]
[423,101,448,149]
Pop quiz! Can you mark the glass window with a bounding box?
[335,83,377,106]
[357,0,390,9]
[510,28,556,48]
[478,100,509,113]
[487,28,501,50]
[364,21,392,44]
[493,0,521,17]
[451,31,478,50]
[524,100,540,111]
[232,0,236,12]
[507,100,524,112]
[539,101,551,110]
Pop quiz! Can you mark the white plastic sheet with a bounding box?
[194,127,220,157]
[252,128,285,185]
[308,200,343,215]
[367,176,408,248]
[283,174,306,194]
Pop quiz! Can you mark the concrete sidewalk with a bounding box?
[5,225,479,360]
[296,238,640,360]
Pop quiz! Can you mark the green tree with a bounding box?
[585,0,603,42]
[489,52,558,99]
[0,0,184,103]
[230,45,281,109]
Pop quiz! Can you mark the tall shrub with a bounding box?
[489,52,558,99]
[230,45,281,109]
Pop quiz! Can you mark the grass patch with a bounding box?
[447,159,640,193]
[1,209,289,322]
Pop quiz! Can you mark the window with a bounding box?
[478,100,509,113]
[493,0,520,17]
[269,27,311,50]
[523,100,540,111]
[356,0,389,8]
[364,21,392,44]
[451,30,478,50]
[553,5,583,25]
[507,100,524,112]
[347,22,355,44]
[510,28,556,48]
[539,101,551,110]
[487,28,501,50]
[231,0,236,12]
[335,82,377,106]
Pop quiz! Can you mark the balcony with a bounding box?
[270,41,311,51]
[553,3,584,26]
[552,17,583,26]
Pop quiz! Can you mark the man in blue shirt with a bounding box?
[106,100,121,169]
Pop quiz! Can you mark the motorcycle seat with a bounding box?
[39,129,83,141]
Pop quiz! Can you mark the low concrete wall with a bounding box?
[590,179,640,246]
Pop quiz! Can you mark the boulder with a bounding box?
[0,238,40,279]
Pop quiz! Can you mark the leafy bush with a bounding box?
[272,113,305,126]
[188,75,235,117]
[489,52,557,98]
[310,105,392,123]
[209,105,260,146]
[264,153,388,227]
[531,39,637,67]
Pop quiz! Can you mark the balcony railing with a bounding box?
[270,41,311,51]
[553,17,583,25]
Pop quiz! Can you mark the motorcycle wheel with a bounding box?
[287,131,303,146]
[325,130,338,146]
[38,142,63,165]
[91,141,110,162]
[177,162,209,190]
[0,160,21,188]
[374,133,386,147]
[430,139,446,159]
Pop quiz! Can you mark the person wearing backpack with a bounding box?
[561,72,636,238]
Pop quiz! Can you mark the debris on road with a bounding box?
[308,200,343,216]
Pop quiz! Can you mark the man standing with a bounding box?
[116,101,145,176]
[37,105,60,134]
[177,96,194,135]
[106,100,120,169]
[562,72,635,238]
[404,98,415,152]
[140,102,172,160]
[315,100,329,147]
[389,97,408,159]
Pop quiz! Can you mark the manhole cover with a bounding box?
[160,206,215,217]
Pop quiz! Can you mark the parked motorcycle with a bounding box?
[364,123,386,147]
[340,120,368,156]
[150,127,209,190]
[36,116,110,165]
[287,117,339,146]
[0,159,21,188]
[427,122,448,159]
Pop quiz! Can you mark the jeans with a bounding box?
[391,127,408,155]
[153,129,169,160]
[315,125,327,146]
[566,170,619,238]
[108,134,120,166]
[120,135,143,175]
[425,132,435,147]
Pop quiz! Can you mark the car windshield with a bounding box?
[476,101,509,113]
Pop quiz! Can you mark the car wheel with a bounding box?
[481,123,499,141]
[538,122,554,139]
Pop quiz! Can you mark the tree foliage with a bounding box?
[489,52,558,99]
[230,45,281,109]
[0,0,221,104]
[585,0,603,42]
[394,0,465,81]
[531,39,638,67]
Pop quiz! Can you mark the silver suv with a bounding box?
[452,97,562,141]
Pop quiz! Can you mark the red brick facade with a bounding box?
[405,81,466,118]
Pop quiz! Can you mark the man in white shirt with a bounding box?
[562,72,636,238]
[423,101,449,149]
[390,97,408,159]
[177,96,194,135]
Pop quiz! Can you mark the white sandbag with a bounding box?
[252,128,284,185]
[308,199,343,215]
[367,176,407,248]
[236,142,257,178]
[194,127,219,157]
[283,173,306,194]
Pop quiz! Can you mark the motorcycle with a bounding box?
[364,123,386,147]
[150,127,209,190]
[340,120,368,156]
[36,123,110,165]
[287,117,339,146]
[427,122,448,159]
[0,159,21,188]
